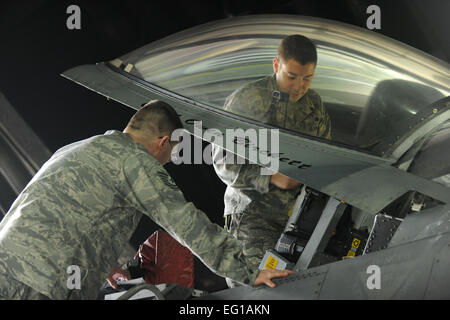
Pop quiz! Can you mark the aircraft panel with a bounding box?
[62,64,450,215]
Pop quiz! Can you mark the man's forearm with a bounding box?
[270,173,301,190]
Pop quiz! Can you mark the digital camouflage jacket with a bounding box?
[0,130,258,299]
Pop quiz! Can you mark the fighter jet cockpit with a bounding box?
[63,15,450,299]
[105,15,449,272]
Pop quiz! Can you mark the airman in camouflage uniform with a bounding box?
[213,35,332,276]
[224,74,331,138]
[0,100,290,299]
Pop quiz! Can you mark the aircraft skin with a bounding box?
[62,15,450,299]
[200,203,450,299]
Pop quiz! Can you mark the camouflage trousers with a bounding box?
[225,207,289,286]
[0,273,50,300]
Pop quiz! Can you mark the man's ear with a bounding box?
[273,57,280,73]
[158,136,170,149]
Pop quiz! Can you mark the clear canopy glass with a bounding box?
[113,15,450,156]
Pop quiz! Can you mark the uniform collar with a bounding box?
[104,130,149,154]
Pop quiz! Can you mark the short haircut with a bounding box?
[126,100,183,140]
[278,34,317,65]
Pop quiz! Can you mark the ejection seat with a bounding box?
[355,79,444,155]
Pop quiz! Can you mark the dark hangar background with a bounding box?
[0,0,448,246]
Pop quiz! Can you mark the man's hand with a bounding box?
[254,269,294,288]
[270,173,301,190]
[106,266,131,289]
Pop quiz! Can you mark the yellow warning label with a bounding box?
[265,256,279,270]
[124,63,134,73]
[288,203,295,217]
[352,238,361,249]
[347,250,356,257]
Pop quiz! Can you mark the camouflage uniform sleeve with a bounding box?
[314,93,332,140]
[212,145,271,194]
[214,84,272,193]
[122,152,259,286]
[224,87,249,114]
[224,85,268,122]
